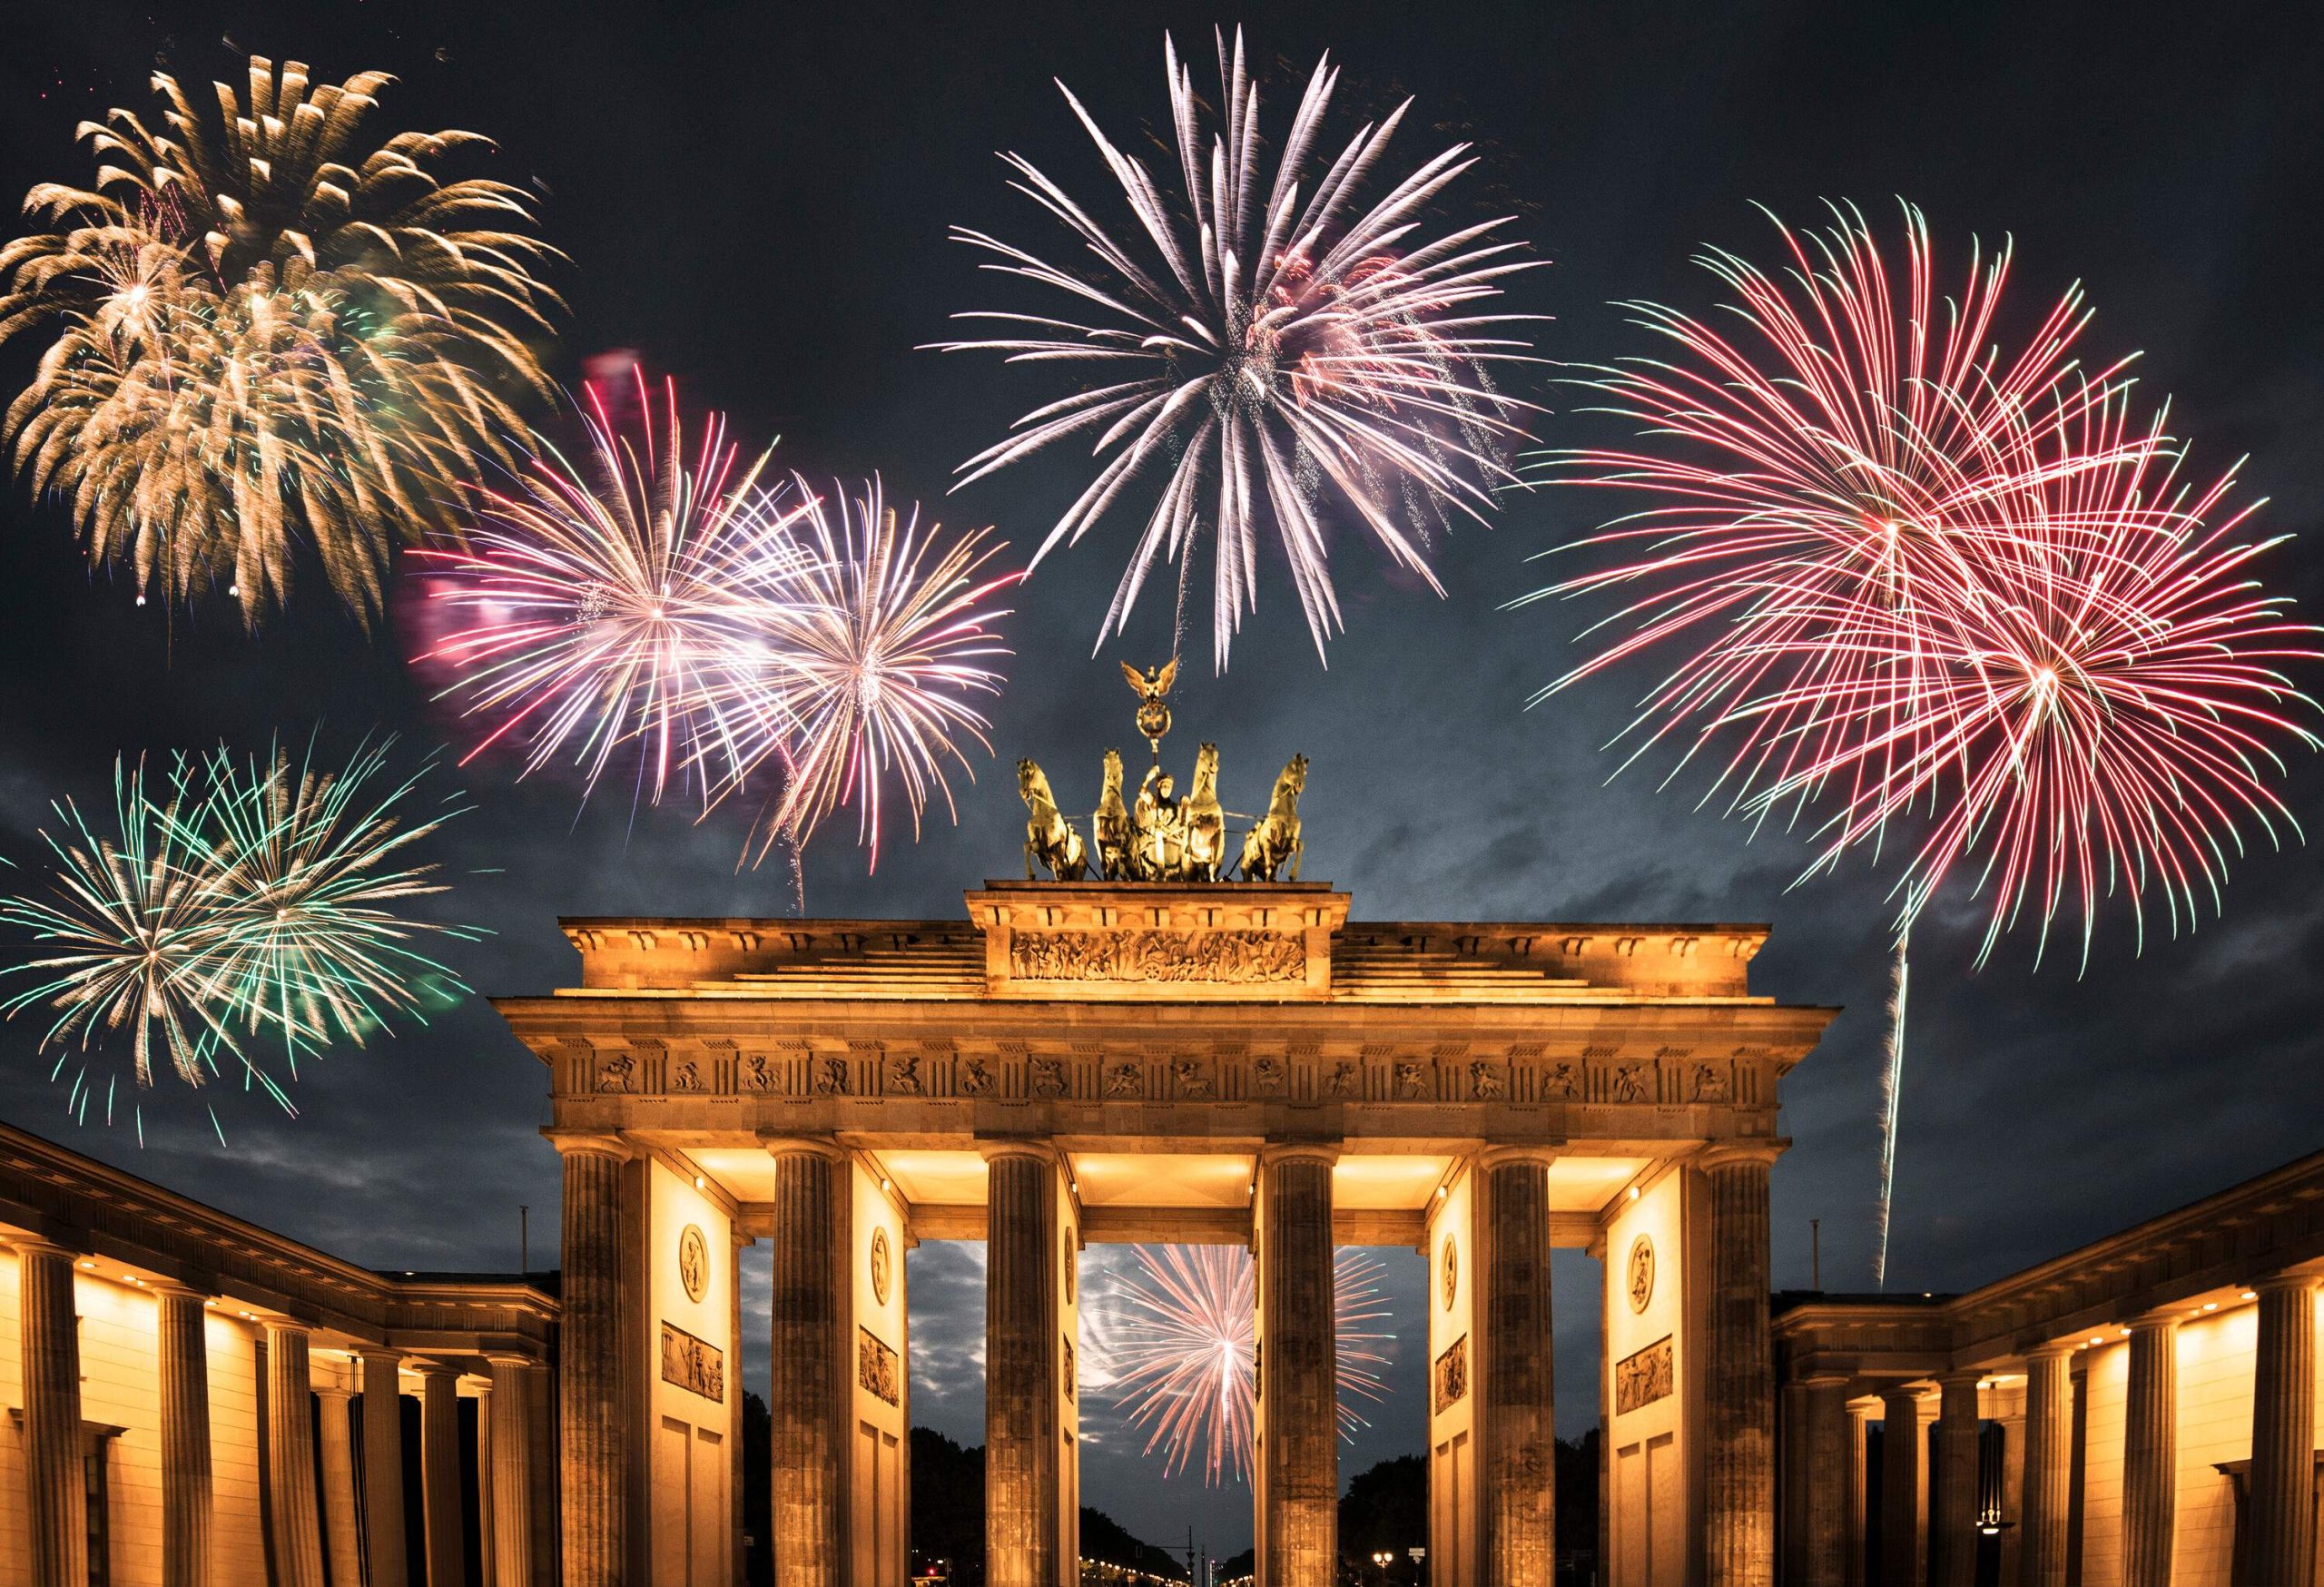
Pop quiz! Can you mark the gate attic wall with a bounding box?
[497,882,1835,1587]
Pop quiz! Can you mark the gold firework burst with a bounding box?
[0,57,563,625]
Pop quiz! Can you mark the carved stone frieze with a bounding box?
[1008,929,1304,984]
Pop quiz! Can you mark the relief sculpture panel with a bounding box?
[1009,929,1303,984]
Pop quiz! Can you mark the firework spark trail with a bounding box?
[1872,934,1907,1289]
[413,373,816,812]
[0,57,561,625]
[1084,1245,1394,1484]
[0,739,477,1132]
[1521,201,2320,1286]
[934,28,1542,669]
[723,477,1017,872]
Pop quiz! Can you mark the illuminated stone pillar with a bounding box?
[487,1355,538,1587]
[769,1138,847,1587]
[1879,1386,1924,1587]
[1844,1403,1870,1587]
[155,1283,213,1587]
[1258,1143,1339,1587]
[267,1323,328,1587]
[317,1382,366,1587]
[476,1381,496,1587]
[986,1141,1064,1587]
[1702,1143,1780,1587]
[553,1133,632,1587]
[2019,1346,2073,1587]
[418,1363,466,1587]
[2120,1317,2177,1587]
[359,1349,412,1587]
[1476,1148,1558,1582]
[17,1239,89,1587]
[1930,1372,1982,1587]
[2248,1275,2319,1587]
[1801,1375,1849,1587]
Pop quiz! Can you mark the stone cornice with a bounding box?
[0,1122,556,1357]
[1777,1144,2324,1379]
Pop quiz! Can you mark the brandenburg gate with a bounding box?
[491,715,1836,1587]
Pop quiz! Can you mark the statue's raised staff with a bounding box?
[1241,754,1308,882]
[1018,760,1086,880]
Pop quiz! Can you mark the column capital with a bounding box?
[1475,1144,1561,1171]
[2127,1311,2180,1337]
[2252,1270,2322,1296]
[148,1279,210,1303]
[1879,1383,1924,1412]
[1797,1370,1854,1390]
[763,1130,852,1162]
[975,1136,1059,1167]
[2023,1340,2077,1363]
[409,1358,466,1381]
[482,1349,541,1369]
[544,1128,633,1162]
[353,1346,406,1367]
[1697,1138,1787,1172]
[1937,1367,1987,1390]
[5,1232,84,1260]
[314,1383,355,1403]
[1258,1139,1342,1168]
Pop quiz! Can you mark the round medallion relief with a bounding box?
[1626,1234,1656,1315]
[677,1223,710,1304]
[1063,1227,1077,1304]
[869,1227,891,1306]
[1441,1237,1459,1311]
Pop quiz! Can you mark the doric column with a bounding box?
[1879,1386,1924,1587]
[986,1140,1062,1587]
[487,1355,537,1587]
[1258,1143,1339,1587]
[317,1381,366,1587]
[17,1239,89,1587]
[1782,1378,1811,1587]
[772,1138,849,1587]
[1477,1148,1557,1582]
[1801,1376,1850,1587]
[155,1283,213,1587]
[2019,1346,2073,1587]
[266,1322,328,1587]
[2248,1275,2319,1587]
[359,1350,411,1587]
[476,1382,496,1587]
[1844,1403,1870,1587]
[1997,1404,2025,1587]
[1702,1142,1781,1587]
[2120,1317,2177,1587]
[552,1133,632,1587]
[1930,1372,1982,1587]
[418,1364,465,1587]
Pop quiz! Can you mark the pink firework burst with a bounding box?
[1090,1245,1394,1485]
[411,372,812,809]
[1521,200,2319,1286]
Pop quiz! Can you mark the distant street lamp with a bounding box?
[1371,1550,1394,1585]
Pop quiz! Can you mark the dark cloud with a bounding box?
[3,0,2319,1558]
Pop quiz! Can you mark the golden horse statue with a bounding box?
[1240,754,1308,882]
[1181,743,1226,882]
[1017,760,1086,881]
[1092,749,1133,880]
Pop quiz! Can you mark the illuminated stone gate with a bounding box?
[493,881,1835,1587]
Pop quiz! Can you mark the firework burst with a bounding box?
[0,56,561,624]
[0,739,476,1133]
[731,477,1016,872]
[413,374,813,810]
[1085,1245,1393,1484]
[934,28,1540,668]
[1522,201,2319,1286]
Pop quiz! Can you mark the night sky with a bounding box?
[4,0,2320,1560]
